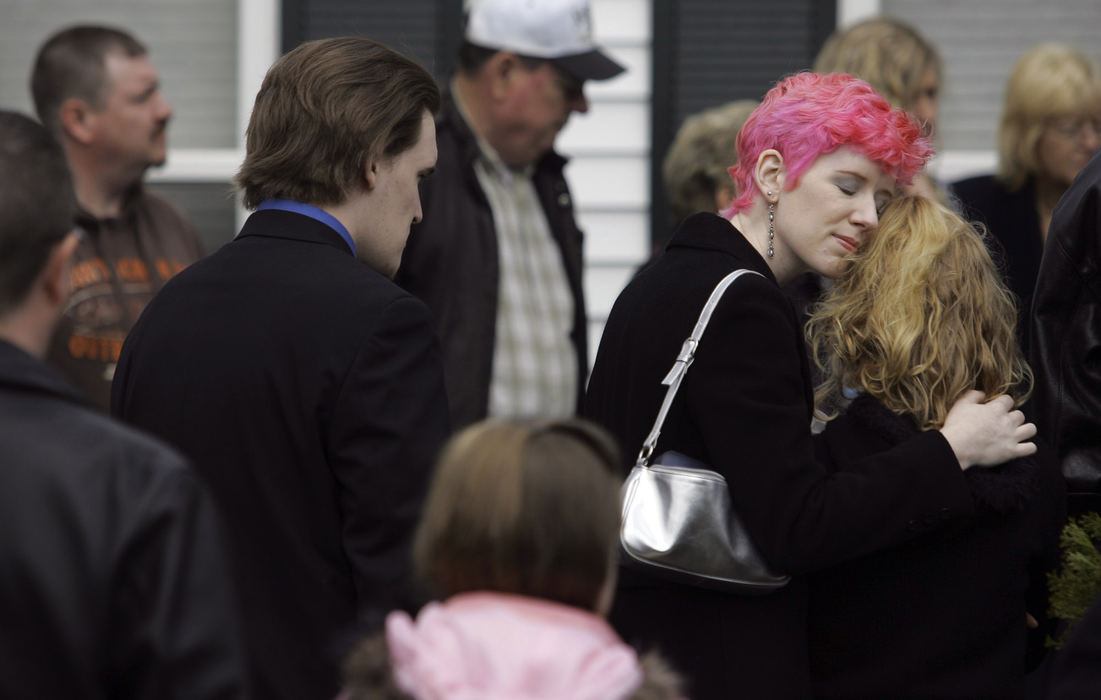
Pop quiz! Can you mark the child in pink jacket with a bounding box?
[336,418,685,700]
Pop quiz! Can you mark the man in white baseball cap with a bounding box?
[465,0,625,81]
[396,0,625,429]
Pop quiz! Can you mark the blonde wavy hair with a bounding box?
[997,42,1101,191]
[813,16,941,118]
[807,195,1031,430]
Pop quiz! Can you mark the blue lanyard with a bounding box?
[257,199,356,256]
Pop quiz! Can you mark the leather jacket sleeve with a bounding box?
[1030,152,1101,497]
[111,461,250,700]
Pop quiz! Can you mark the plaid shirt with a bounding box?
[472,142,578,419]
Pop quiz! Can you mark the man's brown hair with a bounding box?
[414,418,622,611]
[236,37,441,209]
[30,25,147,136]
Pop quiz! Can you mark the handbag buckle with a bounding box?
[676,338,698,365]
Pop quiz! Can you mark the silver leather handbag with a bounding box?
[619,268,791,594]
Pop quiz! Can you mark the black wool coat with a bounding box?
[809,395,1066,699]
[112,209,450,700]
[584,213,976,699]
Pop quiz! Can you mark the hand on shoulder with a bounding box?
[939,390,1037,470]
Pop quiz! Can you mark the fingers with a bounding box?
[1008,409,1026,428]
[1011,419,1038,458]
[985,393,1014,410]
[1016,421,1037,441]
[960,389,986,405]
[1014,441,1038,457]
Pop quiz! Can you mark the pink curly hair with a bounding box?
[727,72,934,214]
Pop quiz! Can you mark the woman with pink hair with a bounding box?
[584,72,1039,698]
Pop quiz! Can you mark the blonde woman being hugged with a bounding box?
[806,195,1067,698]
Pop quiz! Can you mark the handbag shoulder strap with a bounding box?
[636,268,765,465]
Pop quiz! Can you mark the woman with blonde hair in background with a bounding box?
[805,195,1065,698]
[335,418,685,700]
[952,43,1101,353]
[814,15,945,200]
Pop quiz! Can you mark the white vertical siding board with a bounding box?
[580,0,652,340]
[559,102,650,153]
[579,211,650,263]
[585,265,636,318]
[837,0,883,28]
[592,0,652,42]
[565,157,650,209]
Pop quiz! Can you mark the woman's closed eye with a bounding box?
[837,181,858,196]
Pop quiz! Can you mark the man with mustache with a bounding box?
[30,25,204,411]
[0,109,247,700]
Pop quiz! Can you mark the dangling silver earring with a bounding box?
[767,201,775,258]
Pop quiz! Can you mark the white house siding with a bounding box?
[841,0,1101,184]
[557,0,653,371]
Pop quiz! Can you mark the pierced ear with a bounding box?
[43,231,81,306]
[58,98,94,145]
[753,149,785,201]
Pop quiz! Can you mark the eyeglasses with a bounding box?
[1047,116,1101,142]
[548,64,585,103]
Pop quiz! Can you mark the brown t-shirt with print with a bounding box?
[47,188,204,411]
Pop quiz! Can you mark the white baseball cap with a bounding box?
[464,0,626,81]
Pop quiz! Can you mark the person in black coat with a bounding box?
[395,0,626,429]
[584,72,1039,699]
[806,195,1066,698]
[1030,148,1101,515]
[0,111,247,699]
[951,43,1101,356]
[111,39,448,700]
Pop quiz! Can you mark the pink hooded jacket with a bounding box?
[383,592,645,700]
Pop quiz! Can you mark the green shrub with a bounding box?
[1048,512,1101,648]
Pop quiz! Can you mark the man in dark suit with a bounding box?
[111,38,448,700]
[0,111,247,699]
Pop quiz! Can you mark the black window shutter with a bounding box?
[651,0,835,248]
[281,0,463,81]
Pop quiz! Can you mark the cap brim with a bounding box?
[553,49,626,82]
